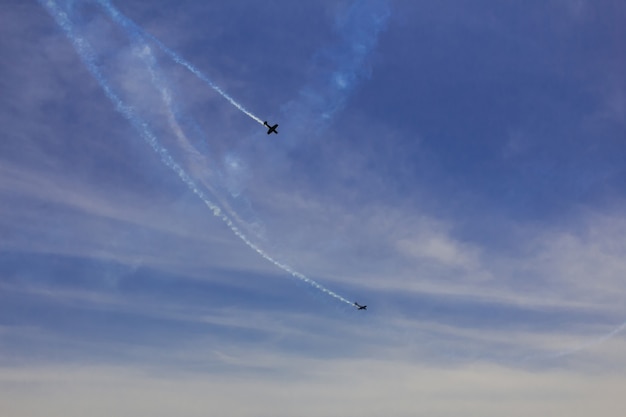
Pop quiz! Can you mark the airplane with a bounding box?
[354,302,367,310]
[263,121,278,134]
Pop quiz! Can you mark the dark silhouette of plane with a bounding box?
[354,302,367,310]
[264,121,278,134]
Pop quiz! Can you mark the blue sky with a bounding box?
[1,0,626,415]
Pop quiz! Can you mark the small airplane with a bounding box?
[263,121,278,134]
[354,302,367,310]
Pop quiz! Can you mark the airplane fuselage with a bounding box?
[264,121,278,134]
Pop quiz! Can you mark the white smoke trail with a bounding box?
[97,0,265,126]
[280,0,390,137]
[38,0,353,306]
[551,321,626,358]
[134,43,252,231]
[136,46,352,304]
[521,319,626,364]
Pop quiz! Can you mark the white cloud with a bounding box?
[396,229,483,273]
[523,210,626,307]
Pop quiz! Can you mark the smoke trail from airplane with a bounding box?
[551,320,626,359]
[281,0,390,136]
[96,0,390,138]
[38,0,353,306]
[520,317,626,364]
[96,0,264,126]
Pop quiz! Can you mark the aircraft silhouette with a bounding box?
[264,121,278,134]
[354,302,367,310]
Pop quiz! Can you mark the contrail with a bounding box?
[522,319,626,363]
[38,0,353,306]
[135,46,352,305]
[95,0,391,136]
[96,0,265,126]
[551,320,626,359]
[281,0,391,137]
